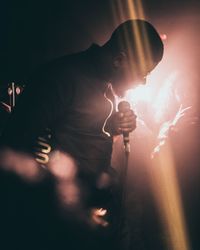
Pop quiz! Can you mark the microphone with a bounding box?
[118,101,131,153]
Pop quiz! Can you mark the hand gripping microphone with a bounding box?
[118,101,131,153]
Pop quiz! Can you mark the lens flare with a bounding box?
[48,150,77,180]
[123,67,191,249]
[110,0,154,78]
[0,148,43,182]
[117,17,194,248]
[150,141,191,250]
[124,71,178,122]
[125,84,153,105]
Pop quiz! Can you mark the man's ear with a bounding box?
[113,52,127,68]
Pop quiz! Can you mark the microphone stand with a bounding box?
[118,141,130,243]
[117,101,131,241]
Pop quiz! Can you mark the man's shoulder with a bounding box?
[30,49,88,84]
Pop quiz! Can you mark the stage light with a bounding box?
[110,2,197,249]
[160,33,167,41]
[123,71,191,250]
[125,84,153,105]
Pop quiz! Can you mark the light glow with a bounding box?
[125,84,153,105]
[125,71,179,123]
[150,141,191,250]
[124,70,191,250]
[110,3,192,246]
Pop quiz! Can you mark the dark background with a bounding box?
[0,1,200,249]
[0,0,199,84]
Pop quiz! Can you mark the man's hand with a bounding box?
[110,109,137,135]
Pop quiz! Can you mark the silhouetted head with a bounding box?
[103,19,164,97]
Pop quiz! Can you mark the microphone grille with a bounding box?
[118,101,130,112]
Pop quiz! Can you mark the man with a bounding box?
[0,19,163,249]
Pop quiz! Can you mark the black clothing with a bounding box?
[1,44,115,176]
[0,45,125,250]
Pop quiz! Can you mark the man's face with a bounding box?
[111,52,157,97]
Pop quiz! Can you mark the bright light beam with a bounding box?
[125,71,190,250]
[150,140,191,250]
[111,1,190,249]
[124,73,190,250]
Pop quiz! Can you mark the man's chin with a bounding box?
[112,88,126,98]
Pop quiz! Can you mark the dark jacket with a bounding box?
[1,45,115,175]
